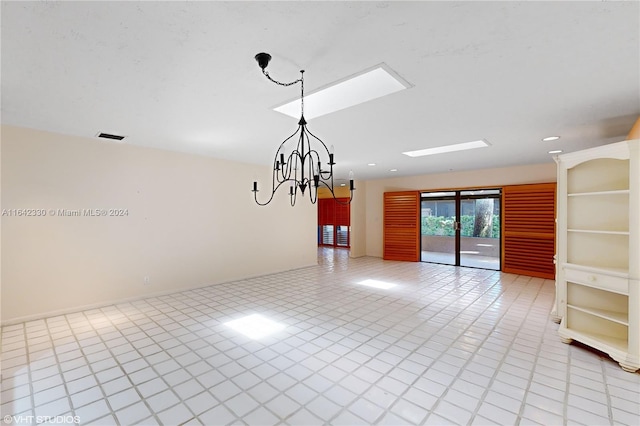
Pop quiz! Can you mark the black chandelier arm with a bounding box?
[254,177,301,207]
[308,183,318,204]
[274,127,303,181]
[305,128,335,175]
[317,180,355,205]
[305,127,332,158]
[300,129,332,175]
[253,182,278,206]
[319,169,333,180]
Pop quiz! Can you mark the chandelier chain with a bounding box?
[261,69,305,117]
[261,69,301,87]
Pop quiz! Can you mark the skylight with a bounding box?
[224,314,285,339]
[273,64,411,120]
[403,140,490,157]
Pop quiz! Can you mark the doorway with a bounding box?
[421,189,501,270]
[318,198,350,248]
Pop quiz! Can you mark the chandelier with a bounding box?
[252,52,354,206]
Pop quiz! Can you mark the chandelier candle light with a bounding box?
[252,52,354,206]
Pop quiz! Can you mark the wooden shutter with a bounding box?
[317,198,334,226]
[317,198,350,247]
[384,191,420,261]
[502,183,556,279]
[335,199,350,226]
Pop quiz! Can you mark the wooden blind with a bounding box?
[335,199,350,226]
[317,198,334,226]
[318,198,349,226]
[318,198,350,247]
[502,183,556,279]
[384,191,420,261]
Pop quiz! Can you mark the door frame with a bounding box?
[420,188,502,269]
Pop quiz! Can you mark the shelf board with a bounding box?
[560,327,628,353]
[568,305,629,326]
[567,229,629,235]
[562,263,629,277]
[568,190,630,197]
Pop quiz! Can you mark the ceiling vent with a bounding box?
[96,132,125,141]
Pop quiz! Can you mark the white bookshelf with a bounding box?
[555,139,639,372]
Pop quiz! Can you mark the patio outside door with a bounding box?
[421,189,501,270]
[420,192,457,265]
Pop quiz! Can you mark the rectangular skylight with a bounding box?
[274,64,411,120]
[403,140,490,157]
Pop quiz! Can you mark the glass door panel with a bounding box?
[321,225,334,246]
[421,192,457,265]
[459,190,501,270]
[336,225,349,247]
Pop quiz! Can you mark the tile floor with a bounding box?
[420,252,499,270]
[1,248,639,425]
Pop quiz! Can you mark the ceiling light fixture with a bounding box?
[402,140,490,157]
[252,53,354,206]
[548,149,563,154]
[542,136,561,142]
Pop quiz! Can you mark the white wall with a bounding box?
[349,180,367,258]
[1,126,317,323]
[365,163,557,257]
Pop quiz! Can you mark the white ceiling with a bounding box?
[2,1,639,181]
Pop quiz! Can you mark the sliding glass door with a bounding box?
[421,189,501,270]
[421,192,457,265]
[459,190,500,269]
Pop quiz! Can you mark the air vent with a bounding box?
[97,132,125,141]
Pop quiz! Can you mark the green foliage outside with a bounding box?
[421,215,500,238]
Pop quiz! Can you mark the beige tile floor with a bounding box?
[1,248,638,425]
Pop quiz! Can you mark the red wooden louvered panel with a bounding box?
[335,199,350,226]
[502,183,556,279]
[317,198,334,226]
[384,191,420,261]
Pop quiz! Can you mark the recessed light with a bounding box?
[548,150,563,154]
[390,169,398,172]
[273,64,412,120]
[542,136,560,142]
[368,163,376,166]
[403,140,490,157]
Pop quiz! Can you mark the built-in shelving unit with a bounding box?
[555,140,639,372]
